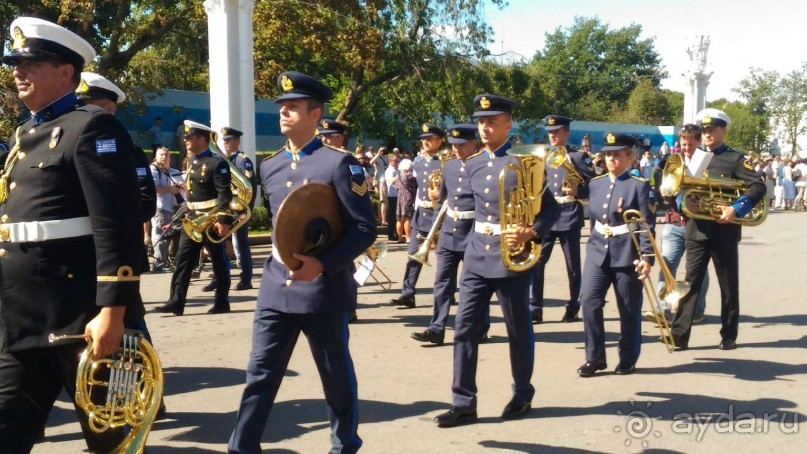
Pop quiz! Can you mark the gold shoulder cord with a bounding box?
[0,127,23,204]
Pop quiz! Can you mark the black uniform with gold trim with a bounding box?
[156,130,234,315]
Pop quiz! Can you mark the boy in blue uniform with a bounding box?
[389,123,446,308]
[530,115,593,323]
[228,72,376,453]
[578,133,655,377]
[411,124,488,345]
[434,95,559,427]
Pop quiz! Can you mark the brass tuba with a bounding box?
[660,153,768,226]
[622,209,682,353]
[181,131,254,243]
[546,146,585,191]
[49,330,164,453]
[499,144,548,272]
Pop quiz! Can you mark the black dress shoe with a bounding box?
[719,339,737,350]
[411,329,444,345]
[202,283,217,292]
[207,305,231,314]
[561,308,580,323]
[501,399,531,419]
[348,312,358,323]
[615,363,636,375]
[434,406,477,427]
[531,308,543,324]
[234,282,253,291]
[390,295,415,308]
[478,332,489,343]
[152,303,183,316]
[667,336,688,351]
[577,360,607,377]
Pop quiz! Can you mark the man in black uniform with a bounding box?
[670,108,766,350]
[0,17,142,452]
[153,120,234,315]
[203,126,256,291]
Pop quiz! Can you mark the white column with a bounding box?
[238,0,256,162]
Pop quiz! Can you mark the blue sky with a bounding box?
[484,0,807,101]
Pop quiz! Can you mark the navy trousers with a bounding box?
[400,228,427,298]
[580,256,643,366]
[531,229,582,310]
[452,270,534,408]
[228,308,361,454]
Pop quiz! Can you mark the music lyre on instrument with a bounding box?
[499,144,549,272]
[50,330,163,453]
[622,209,681,353]
[660,153,768,226]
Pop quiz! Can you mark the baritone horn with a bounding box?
[660,153,768,226]
[181,131,253,243]
[499,144,549,272]
[49,330,163,453]
[622,209,681,353]
[546,146,585,191]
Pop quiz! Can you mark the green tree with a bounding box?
[733,68,777,153]
[771,63,807,155]
[252,0,506,131]
[620,79,673,125]
[530,16,666,121]
[709,99,764,154]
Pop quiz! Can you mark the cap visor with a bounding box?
[419,132,437,138]
[600,145,631,152]
[318,129,338,135]
[448,137,470,144]
[544,125,564,131]
[275,92,312,103]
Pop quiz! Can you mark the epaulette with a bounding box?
[466,150,485,160]
[75,104,105,115]
[630,175,647,182]
[591,174,609,180]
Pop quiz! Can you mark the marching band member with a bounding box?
[228,71,376,453]
[389,123,446,308]
[411,124,489,345]
[153,120,233,315]
[434,94,559,427]
[530,115,593,323]
[578,133,654,377]
[0,17,142,451]
[670,109,766,350]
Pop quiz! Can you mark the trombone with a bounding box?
[622,209,684,353]
[360,242,393,290]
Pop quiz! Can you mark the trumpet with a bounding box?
[622,209,681,353]
[546,146,585,191]
[408,202,448,266]
[362,242,393,289]
[182,131,253,243]
[50,330,163,453]
[499,144,548,272]
[660,153,768,226]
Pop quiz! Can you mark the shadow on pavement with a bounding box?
[479,440,599,453]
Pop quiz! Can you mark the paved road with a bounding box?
[37,210,805,453]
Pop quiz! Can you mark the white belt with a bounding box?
[555,196,577,204]
[0,217,92,243]
[474,221,501,236]
[446,208,475,220]
[186,199,218,210]
[271,246,285,265]
[593,220,630,238]
[415,199,434,210]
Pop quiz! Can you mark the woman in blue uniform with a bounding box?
[578,133,655,377]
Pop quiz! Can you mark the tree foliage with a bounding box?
[529,16,666,121]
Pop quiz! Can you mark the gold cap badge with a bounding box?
[547,117,555,125]
[12,27,25,50]
[479,96,491,109]
[422,124,430,133]
[606,133,616,144]
[76,79,90,94]
[281,75,294,92]
[221,128,228,135]
[184,125,191,133]
[451,129,460,137]
[702,115,712,125]
[321,120,329,128]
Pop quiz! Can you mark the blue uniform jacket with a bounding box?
[437,155,476,252]
[258,137,377,313]
[411,154,442,232]
[586,171,655,268]
[229,150,258,207]
[546,147,593,232]
[463,141,560,278]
